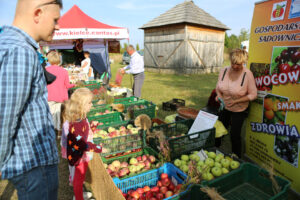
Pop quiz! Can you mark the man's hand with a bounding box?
[120,68,125,75]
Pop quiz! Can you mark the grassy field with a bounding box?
[110,62,219,119]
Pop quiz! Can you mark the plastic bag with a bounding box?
[214,120,228,138]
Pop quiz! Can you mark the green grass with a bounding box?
[111,62,219,119]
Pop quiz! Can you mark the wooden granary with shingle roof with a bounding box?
[140,0,229,74]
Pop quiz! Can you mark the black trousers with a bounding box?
[216,109,248,157]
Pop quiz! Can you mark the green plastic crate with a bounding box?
[84,80,101,85]
[87,106,113,117]
[96,120,130,130]
[121,100,156,119]
[93,126,144,157]
[88,112,123,127]
[113,96,139,104]
[178,163,290,200]
[149,119,215,160]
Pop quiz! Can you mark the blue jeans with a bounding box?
[9,164,59,200]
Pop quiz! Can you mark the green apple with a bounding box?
[127,124,133,129]
[182,165,189,173]
[206,172,214,181]
[207,152,216,159]
[192,151,199,154]
[197,160,204,167]
[181,155,189,161]
[221,158,230,169]
[196,166,202,173]
[108,127,115,133]
[222,168,229,174]
[225,156,233,162]
[174,159,182,167]
[211,167,222,177]
[215,154,224,162]
[205,158,215,167]
[214,162,222,169]
[181,160,187,166]
[201,164,210,173]
[204,150,208,154]
[230,161,240,170]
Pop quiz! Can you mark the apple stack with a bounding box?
[119,173,183,200]
[173,150,240,181]
[91,123,143,157]
[104,154,157,179]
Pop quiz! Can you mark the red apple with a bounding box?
[131,191,140,199]
[140,196,146,200]
[150,198,157,200]
[165,191,173,198]
[136,188,144,195]
[279,63,291,73]
[168,183,175,191]
[175,184,182,193]
[161,178,170,187]
[128,190,134,195]
[156,181,162,187]
[143,186,151,193]
[137,156,142,162]
[145,191,153,199]
[156,193,164,200]
[148,155,156,163]
[151,186,159,193]
[160,173,168,180]
[142,155,147,161]
[160,186,168,194]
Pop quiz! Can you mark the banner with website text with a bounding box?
[246,0,300,193]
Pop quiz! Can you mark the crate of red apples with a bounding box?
[114,163,187,200]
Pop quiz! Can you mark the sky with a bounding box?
[0,0,258,48]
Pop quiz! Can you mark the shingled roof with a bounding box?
[140,0,229,30]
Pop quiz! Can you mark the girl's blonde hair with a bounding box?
[47,51,61,65]
[230,48,248,65]
[64,88,93,122]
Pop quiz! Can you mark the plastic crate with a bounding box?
[103,147,159,180]
[149,119,215,160]
[84,80,100,85]
[88,112,123,127]
[114,163,188,200]
[93,123,145,157]
[122,99,156,119]
[87,106,113,117]
[113,96,139,104]
[179,163,290,200]
[162,98,185,111]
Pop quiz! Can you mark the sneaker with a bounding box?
[72,192,93,200]
[83,192,93,200]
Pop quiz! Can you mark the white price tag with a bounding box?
[197,149,208,161]
[171,176,178,186]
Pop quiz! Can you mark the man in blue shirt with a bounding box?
[0,0,62,199]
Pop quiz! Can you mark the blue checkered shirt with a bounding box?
[0,26,59,179]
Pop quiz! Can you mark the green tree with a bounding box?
[238,28,250,44]
[120,43,128,54]
[136,44,140,51]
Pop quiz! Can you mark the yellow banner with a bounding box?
[246,0,300,193]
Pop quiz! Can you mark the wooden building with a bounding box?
[140,0,229,74]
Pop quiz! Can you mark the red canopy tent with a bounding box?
[52,4,129,40]
[41,5,129,75]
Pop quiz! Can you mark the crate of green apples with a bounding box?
[173,148,241,182]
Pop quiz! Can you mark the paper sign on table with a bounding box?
[188,111,218,139]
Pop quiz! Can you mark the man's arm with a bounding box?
[0,47,34,169]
